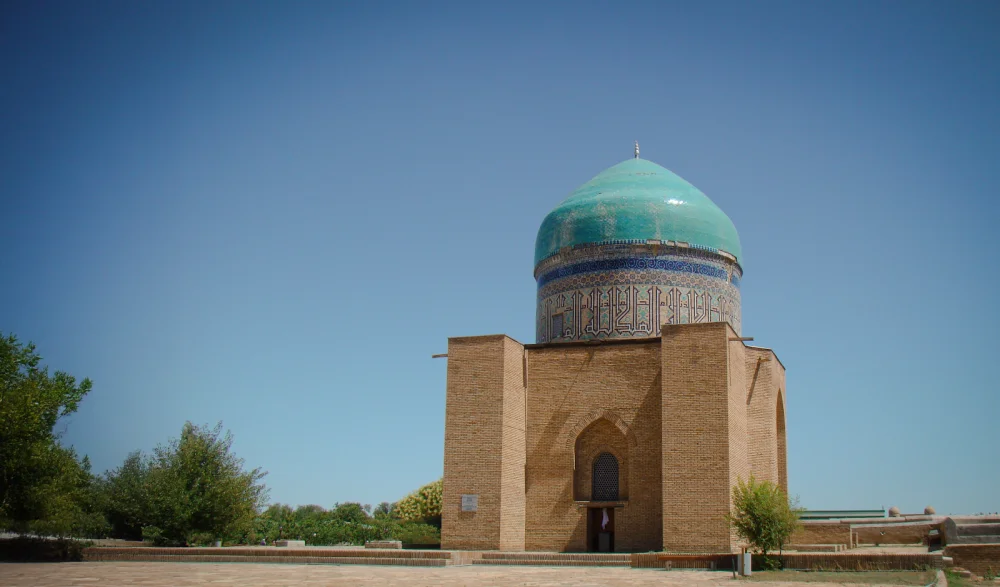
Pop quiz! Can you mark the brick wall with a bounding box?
[524,340,662,552]
[791,522,853,545]
[945,545,1000,577]
[745,347,784,489]
[441,335,525,550]
[727,333,750,549]
[662,322,740,553]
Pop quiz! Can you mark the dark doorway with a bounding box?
[587,507,615,552]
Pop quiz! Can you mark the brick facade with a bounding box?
[745,346,786,491]
[442,324,786,553]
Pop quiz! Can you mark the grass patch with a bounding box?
[943,569,975,587]
[748,569,936,585]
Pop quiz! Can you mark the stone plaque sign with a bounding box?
[461,494,478,512]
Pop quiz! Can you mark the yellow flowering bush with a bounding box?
[394,479,442,523]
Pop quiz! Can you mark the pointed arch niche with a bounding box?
[573,417,630,502]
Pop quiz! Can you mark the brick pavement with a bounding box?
[0,562,887,587]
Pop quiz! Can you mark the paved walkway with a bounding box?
[0,562,891,587]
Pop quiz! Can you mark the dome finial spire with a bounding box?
[634,141,640,159]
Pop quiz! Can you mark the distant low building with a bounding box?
[800,510,887,521]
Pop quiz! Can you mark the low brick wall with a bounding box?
[778,552,942,571]
[630,553,662,569]
[79,547,946,572]
[854,523,939,545]
[785,544,843,552]
[631,553,736,570]
[791,518,942,547]
[82,554,450,566]
[89,539,146,547]
[790,522,852,546]
[944,545,1000,577]
[631,551,940,571]
[83,547,451,564]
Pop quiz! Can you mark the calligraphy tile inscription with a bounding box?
[536,247,741,343]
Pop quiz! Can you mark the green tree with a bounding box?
[373,502,394,518]
[0,333,93,532]
[101,451,153,540]
[253,503,294,544]
[26,450,109,538]
[726,475,801,564]
[142,422,268,545]
[252,503,392,546]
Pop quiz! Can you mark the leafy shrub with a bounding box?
[251,502,396,546]
[0,537,87,562]
[726,475,800,559]
[140,525,169,546]
[393,521,440,546]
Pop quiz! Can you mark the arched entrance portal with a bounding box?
[573,416,629,552]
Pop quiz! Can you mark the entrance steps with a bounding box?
[473,552,631,567]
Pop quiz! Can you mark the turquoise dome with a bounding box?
[534,158,742,267]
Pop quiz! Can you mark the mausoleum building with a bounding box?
[441,147,787,553]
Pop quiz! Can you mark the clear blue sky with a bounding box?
[2,1,998,515]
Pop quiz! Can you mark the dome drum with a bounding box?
[536,244,741,343]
